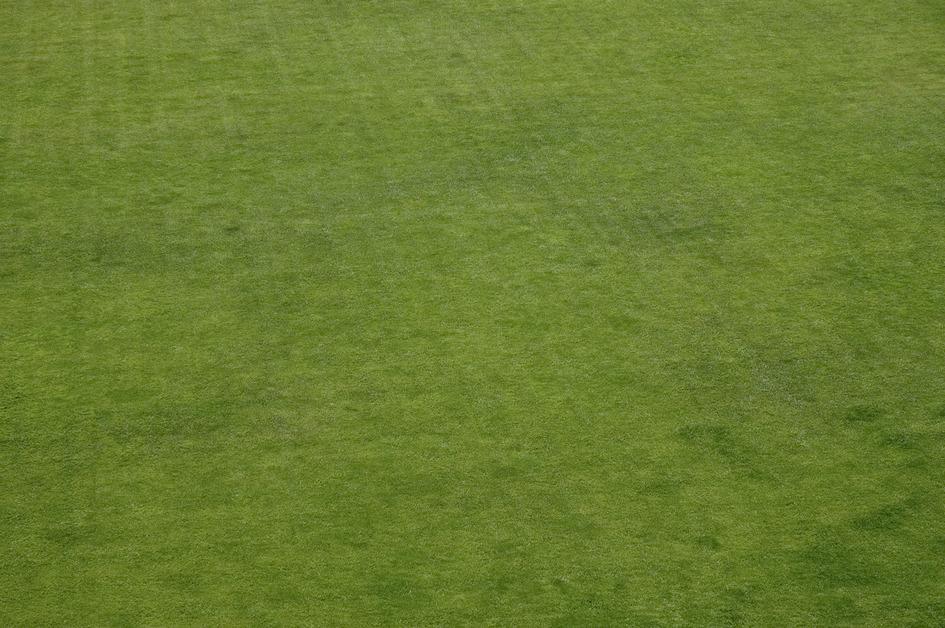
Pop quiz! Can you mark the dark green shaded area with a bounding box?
[2,1,944,624]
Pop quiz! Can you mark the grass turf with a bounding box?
[2,0,945,624]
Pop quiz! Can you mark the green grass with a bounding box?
[2,0,945,624]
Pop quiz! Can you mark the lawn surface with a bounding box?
[2,0,945,624]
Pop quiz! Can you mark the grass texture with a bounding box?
[2,1,945,624]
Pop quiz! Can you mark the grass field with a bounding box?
[2,0,945,624]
